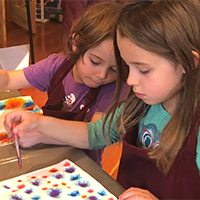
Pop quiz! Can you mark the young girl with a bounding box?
[4,0,200,199]
[0,2,130,166]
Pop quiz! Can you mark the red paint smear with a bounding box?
[31,176,36,179]
[63,162,71,167]
[0,132,11,143]
[109,198,114,200]
[47,181,51,183]
[49,168,58,173]
[19,163,22,169]
[17,184,25,189]
[67,186,71,189]
[53,184,59,187]
[61,182,67,186]
[81,195,87,198]
[87,189,94,193]
[42,187,48,190]
[42,175,48,178]
[11,189,18,192]
[17,180,22,182]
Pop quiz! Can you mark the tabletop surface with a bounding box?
[0,90,125,198]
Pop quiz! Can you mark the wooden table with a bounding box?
[0,90,125,198]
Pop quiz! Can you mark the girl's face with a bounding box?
[117,32,184,113]
[73,39,117,88]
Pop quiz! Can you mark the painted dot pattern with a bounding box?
[0,159,116,200]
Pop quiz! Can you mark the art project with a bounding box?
[0,96,42,147]
[0,159,117,200]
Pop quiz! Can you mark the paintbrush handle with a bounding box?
[12,123,22,169]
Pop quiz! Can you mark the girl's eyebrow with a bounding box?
[129,61,149,66]
[89,53,104,61]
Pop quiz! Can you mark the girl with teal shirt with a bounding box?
[4,0,200,199]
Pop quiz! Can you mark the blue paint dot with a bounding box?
[98,190,106,196]
[23,100,34,108]
[70,174,80,181]
[68,191,80,197]
[31,195,41,200]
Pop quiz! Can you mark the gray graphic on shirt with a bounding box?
[139,123,160,150]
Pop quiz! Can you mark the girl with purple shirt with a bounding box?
[0,2,130,166]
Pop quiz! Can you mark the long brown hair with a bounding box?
[65,2,125,64]
[104,0,200,174]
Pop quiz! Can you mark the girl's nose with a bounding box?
[127,69,140,86]
[96,69,107,80]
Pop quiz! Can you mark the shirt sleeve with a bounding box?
[196,127,200,175]
[23,54,67,92]
[87,104,124,150]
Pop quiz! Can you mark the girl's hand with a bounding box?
[4,109,42,138]
[118,187,158,200]
[18,131,43,148]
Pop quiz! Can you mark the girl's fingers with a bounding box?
[118,187,158,200]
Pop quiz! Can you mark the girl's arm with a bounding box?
[0,69,32,90]
[17,111,105,148]
[4,110,90,149]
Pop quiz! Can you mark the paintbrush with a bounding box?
[11,123,22,169]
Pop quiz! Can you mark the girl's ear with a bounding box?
[192,50,199,67]
[72,43,77,52]
[72,33,78,52]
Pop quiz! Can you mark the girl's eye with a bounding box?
[140,70,149,75]
[110,67,116,73]
[91,59,100,65]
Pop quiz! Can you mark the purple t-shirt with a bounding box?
[23,54,130,122]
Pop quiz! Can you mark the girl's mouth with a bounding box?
[135,92,145,99]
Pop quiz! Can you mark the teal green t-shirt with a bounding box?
[87,103,200,173]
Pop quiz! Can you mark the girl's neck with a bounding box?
[162,94,180,115]
[72,64,83,83]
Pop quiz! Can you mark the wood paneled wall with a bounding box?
[0,0,36,48]
[0,0,6,48]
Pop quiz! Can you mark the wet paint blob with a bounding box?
[77,180,90,187]
[68,191,80,197]
[49,168,58,173]
[87,189,94,193]
[3,185,10,189]
[64,166,75,173]
[10,194,23,200]
[53,173,64,179]
[23,100,34,108]
[31,195,41,200]
[98,190,106,196]
[48,188,62,198]
[31,180,41,186]
[63,162,71,167]
[70,174,80,181]
[86,196,99,200]
[24,188,33,194]
[17,184,25,189]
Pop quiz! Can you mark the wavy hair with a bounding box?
[64,2,125,64]
[104,0,200,174]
